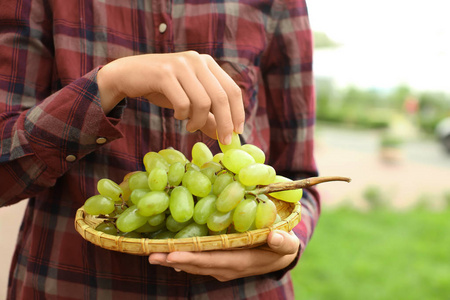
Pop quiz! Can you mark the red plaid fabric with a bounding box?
[0,0,319,299]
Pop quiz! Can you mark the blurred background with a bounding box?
[291,0,450,299]
[1,0,449,299]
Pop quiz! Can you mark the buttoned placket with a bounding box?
[154,0,175,150]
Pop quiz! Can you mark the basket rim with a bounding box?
[74,201,301,255]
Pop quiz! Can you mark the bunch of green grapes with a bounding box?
[83,133,302,239]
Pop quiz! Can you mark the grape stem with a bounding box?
[218,161,233,175]
[248,176,351,196]
[255,195,266,203]
[97,214,118,220]
[118,194,129,210]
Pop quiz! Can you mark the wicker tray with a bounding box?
[74,198,301,255]
[75,176,350,255]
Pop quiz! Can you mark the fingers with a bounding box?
[267,230,300,255]
[148,238,299,282]
[156,78,191,120]
[105,51,245,143]
[150,250,264,281]
[199,113,218,139]
[200,54,245,142]
[164,51,245,143]
[166,251,236,269]
[176,64,214,132]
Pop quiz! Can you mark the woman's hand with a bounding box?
[148,230,300,282]
[97,51,245,144]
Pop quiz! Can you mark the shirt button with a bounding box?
[65,155,77,162]
[96,137,107,145]
[159,23,167,34]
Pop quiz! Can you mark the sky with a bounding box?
[306,0,450,93]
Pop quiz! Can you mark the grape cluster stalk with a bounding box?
[83,133,350,240]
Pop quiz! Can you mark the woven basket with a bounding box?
[74,198,301,255]
[74,176,349,255]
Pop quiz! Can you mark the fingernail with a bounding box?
[149,260,160,265]
[174,268,181,272]
[222,134,232,145]
[237,122,244,134]
[271,232,284,248]
[186,121,196,133]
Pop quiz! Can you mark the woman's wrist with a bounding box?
[97,63,124,115]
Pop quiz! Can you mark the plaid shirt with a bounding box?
[0,0,319,299]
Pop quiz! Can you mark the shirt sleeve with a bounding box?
[260,0,321,278]
[0,6,125,206]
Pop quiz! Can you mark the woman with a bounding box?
[0,0,319,298]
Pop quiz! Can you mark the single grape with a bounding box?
[119,180,132,202]
[166,215,192,232]
[206,210,234,232]
[95,222,117,235]
[135,222,154,233]
[200,161,223,173]
[135,221,166,233]
[143,151,170,173]
[185,162,200,172]
[116,205,149,232]
[247,220,257,231]
[129,188,151,205]
[123,171,140,182]
[212,172,234,195]
[191,142,214,167]
[255,197,277,229]
[244,183,257,191]
[128,171,150,190]
[216,181,245,213]
[200,161,222,184]
[148,167,168,191]
[238,163,276,186]
[193,194,217,225]
[152,230,176,239]
[240,144,266,164]
[219,132,241,153]
[84,195,115,215]
[147,212,166,226]
[118,231,142,239]
[258,167,276,185]
[200,167,217,184]
[268,175,303,203]
[167,162,185,186]
[137,191,170,217]
[232,198,258,232]
[181,170,211,198]
[212,152,224,164]
[209,228,228,235]
[221,148,255,174]
[174,223,209,239]
[158,148,187,165]
[169,186,195,223]
[97,178,123,202]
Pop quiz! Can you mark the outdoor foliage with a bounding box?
[315,78,450,134]
[291,206,450,300]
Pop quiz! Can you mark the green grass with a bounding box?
[291,207,450,300]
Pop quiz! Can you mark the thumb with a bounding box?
[267,230,300,255]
